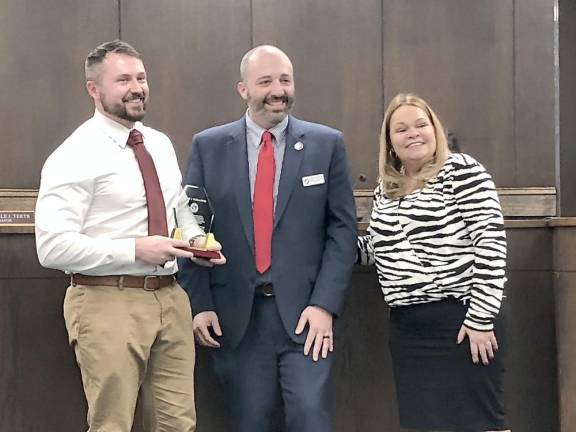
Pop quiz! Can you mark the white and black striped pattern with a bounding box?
[358,153,507,331]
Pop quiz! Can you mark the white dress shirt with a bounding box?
[35,109,203,276]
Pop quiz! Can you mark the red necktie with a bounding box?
[253,131,275,273]
[127,129,169,237]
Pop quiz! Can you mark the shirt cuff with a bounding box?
[117,237,136,264]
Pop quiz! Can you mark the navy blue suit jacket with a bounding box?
[178,116,357,348]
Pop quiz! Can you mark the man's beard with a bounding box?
[250,93,295,122]
[101,92,147,123]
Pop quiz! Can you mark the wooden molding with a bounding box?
[546,217,576,228]
[0,187,560,234]
[354,186,557,225]
[0,189,38,210]
[497,187,556,218]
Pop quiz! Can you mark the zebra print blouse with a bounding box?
[358,153,507,331]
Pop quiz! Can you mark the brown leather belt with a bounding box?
[70,274,175,291]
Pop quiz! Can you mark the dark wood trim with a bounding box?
[546,218,576,227]
[354,187,557,225]
[506,220,550,229]
[0,187,560,234]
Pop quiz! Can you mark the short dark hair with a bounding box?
[85,40,141,81]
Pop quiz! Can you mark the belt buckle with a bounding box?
[143,276,157,291]
[260,283,274,297]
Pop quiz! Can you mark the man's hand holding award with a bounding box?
[172,185,226,266]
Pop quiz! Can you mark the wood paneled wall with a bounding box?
[121,0,252,168]
[0,229,560,432]
[559,0,576,215]
[0,0,119,188]
[0,0,566,431]
[383,0,516,183]
[0,0,557,190]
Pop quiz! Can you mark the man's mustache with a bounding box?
[264,95,290,104]
[123,92,146,102]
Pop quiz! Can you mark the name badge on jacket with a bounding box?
[302,174,325,187]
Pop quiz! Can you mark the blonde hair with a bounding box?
[378,93,451,199]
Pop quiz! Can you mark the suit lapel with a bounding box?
[229,120,254,251]
[275,117,305,228]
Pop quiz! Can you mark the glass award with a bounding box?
[172,185,220,260]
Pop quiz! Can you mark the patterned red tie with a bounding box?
[127,129,169,237]
[253,131,275,273]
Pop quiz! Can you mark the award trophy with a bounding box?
[172,185,220,260]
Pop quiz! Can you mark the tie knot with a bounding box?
[127,129,144,147]
[261,131,273,146]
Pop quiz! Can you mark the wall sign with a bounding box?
[0,211,35,226]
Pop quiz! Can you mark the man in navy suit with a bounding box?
[179,45,357,432]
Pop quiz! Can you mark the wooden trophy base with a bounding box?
[179,246,220,260]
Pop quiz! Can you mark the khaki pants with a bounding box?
[63,281,196,432]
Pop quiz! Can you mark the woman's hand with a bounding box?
[457,325,498,365]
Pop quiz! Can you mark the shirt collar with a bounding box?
[245,111,288,147]
[92,109,145,148]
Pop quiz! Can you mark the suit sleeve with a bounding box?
[309,133,358,316]
[177,135,214,314]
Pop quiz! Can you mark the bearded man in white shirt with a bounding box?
[35,40,224,432]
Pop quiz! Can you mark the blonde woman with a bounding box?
[358,94,510,432]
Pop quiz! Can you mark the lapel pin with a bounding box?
[294,142,304,151]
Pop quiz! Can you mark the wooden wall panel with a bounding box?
[505,228,559,431]
[505,271,559,431]
[194,347,230,431]
[514,0,556,186]
[0,0,559,192]
[252,0,383,188]
[0,0,567,431]
[0,276,84,432]
[0,0,119,189]
[506,227,554,272]
[194,229,561,432]
[121,0,252,170]
[0,227,560,432]
[332,268,399,432]
[553,225,576,431]
[559,0,576,215]
[382,0,515,187]
[0,234,58,278]
[554,272,576,431]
